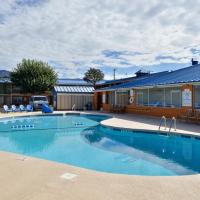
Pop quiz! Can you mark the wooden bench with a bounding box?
[112,105,126,113]
[179,109,200,124]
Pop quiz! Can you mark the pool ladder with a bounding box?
[169,117,176,134]
[158,116,177,135]
[158,116,167,130]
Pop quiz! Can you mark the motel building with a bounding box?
[94,62,200,119]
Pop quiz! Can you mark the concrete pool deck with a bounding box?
[101,113,200,136]
[0,151,200,200]
[0,111,200,200]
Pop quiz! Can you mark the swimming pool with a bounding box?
[0,114,199,176]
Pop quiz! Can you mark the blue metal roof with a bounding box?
[0,70,10,78]
[97,77,136,85]
[97,64,200,91]
[0,78,11,83]
[57,79,93,86]
[0,78,97,86]
[54,85,94,94]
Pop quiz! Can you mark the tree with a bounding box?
[83,68,104,88]
[11,59,58,93]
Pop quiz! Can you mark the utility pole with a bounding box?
[113,68,116,80]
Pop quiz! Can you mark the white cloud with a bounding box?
[0,0,200,78]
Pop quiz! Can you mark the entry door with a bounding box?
[97,93,102,110]
[171,91,181,108]
[137,92,143,105]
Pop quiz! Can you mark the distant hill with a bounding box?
[0,70,10,78]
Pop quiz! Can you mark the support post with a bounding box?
[164,88,166,107]
[115,90,117,105]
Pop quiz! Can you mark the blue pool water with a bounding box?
[0,114,200,176]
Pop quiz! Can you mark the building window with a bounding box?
[12,97,23,105]
[12,86,22,93]
[136,89,148,106]
[195,86,200,108]
[108,91,115,105]
[149,88,164,107]
[165,87,181,108]
[135,87,182,108]
[5,84,11,94]
[0,84,4,94]
[0,96,4,106]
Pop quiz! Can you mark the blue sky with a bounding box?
[0,0,200,79]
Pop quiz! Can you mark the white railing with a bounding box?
[169,117,176,134]
[72,104,76,111]
[158,116,177,136]
[158,116,167,130]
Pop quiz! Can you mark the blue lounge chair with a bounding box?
[26,104,33,112]
[19,105,25,112]
[11,105,19,112]
[42,104,53,113]
[3,105,11,113]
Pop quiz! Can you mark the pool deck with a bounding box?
[0,111,200,200]
[101,113,200,136]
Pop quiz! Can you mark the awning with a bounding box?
[54,85,94,94]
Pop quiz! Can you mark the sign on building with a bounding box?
[182,89,192,107]
[130,89,133,97]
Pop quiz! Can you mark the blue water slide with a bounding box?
[42,104,53,113]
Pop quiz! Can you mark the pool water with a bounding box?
[0,114,199,176]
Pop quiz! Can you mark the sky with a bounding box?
[0,0,200,80]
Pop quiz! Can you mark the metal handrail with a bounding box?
[169,117,176,134]
[158,116,167,130]
[72,104,76,111]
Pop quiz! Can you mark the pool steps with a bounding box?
[10,122,85,129]
[73,122,84,126]
[11,124,35,129]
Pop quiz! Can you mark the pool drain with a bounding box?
[60,172,77,180]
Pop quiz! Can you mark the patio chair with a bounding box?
[3,105,11,113]
[112,105,120,113]
[11,105,19,112]
[179,109,193,122]
[26,104,33,112]
[119,105,126,113]
[187,110,200,122]
[110,104,114,112]
[188,113,197,121]
[19,105,26,112]
[195,103,200,109]
[194,110,200,124]
[151,102,160,107]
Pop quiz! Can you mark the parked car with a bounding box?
[29,96,49,110]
